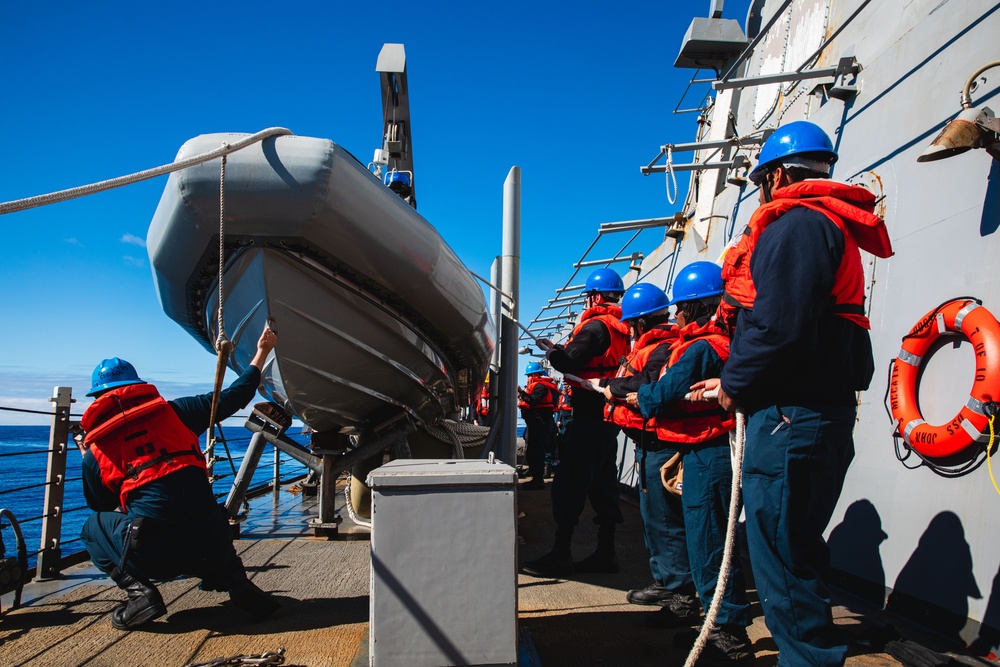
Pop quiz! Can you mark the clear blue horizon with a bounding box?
[1,1,752,425]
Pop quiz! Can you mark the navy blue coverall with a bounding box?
[520,379,558,481]
[721,206,874,666]
[604,343,694,592]
[637,337,751,629]
[547,320,624,530]
[80,367,262,589]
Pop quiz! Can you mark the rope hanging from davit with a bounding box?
[205,150,234,470]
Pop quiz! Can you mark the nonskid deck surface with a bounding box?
[0,476,986,666]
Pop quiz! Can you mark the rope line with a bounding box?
[217,149,229,351]
[0,405,60,416]
[684,408,745,667]
[665,145,678,205]
[0,127,292,216]
[988,415,1000,496]
[421,420,491,458]
[344,477,373,529]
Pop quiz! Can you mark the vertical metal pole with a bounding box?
[38,386,72,580]
[273,446,281,500]
[489,257,503,427]
[500,167,521,467]
[224,431,267,519]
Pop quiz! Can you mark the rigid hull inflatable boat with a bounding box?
[147,132,494,434]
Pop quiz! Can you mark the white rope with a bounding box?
[684,407,746,667]
[0,127,293,216]
[344,476,373,529]
[665,145,678,205]
[216,149,229,350]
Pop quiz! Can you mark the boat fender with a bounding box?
[889,298,1000,458]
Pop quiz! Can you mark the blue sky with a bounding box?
[1,0,751,424]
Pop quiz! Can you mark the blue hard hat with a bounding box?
[87,357,146,397]
[584,268,625,294]
[669,262,724,306]
[748,121,838,184]
[620,282,671,321]
[385,170,411,187]
[525,361,544,375]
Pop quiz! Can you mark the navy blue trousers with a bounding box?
[551,412,623,528]
[742,404,856,667]
[81,505,243,589]
[523,412,556,479]
[635,442,693,590]
[682,438,751,626]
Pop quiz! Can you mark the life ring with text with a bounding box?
[889,298,1000,458]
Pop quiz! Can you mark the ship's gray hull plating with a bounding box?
[147,133,494,433]
[632,0,1000,645]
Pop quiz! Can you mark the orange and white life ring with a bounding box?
[889,298,1000,458]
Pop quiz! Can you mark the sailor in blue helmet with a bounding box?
[629,262,752,662]
[594,282,701,623]
[517,362,560,490]
[692,121,892,666]
[78,325,281,631]
[522,267,631,577]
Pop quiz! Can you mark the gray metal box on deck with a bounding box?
[367,459,518,667]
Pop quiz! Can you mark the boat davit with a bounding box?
[146,132,494,436]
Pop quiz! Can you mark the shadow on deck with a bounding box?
[0,473,988,666]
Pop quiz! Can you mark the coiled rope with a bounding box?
[684,407,746,667]
[344,476,373,529]
[343,421,490,527]
[664,145,678,205]
[421,419,491,459]
[0,127,293,216]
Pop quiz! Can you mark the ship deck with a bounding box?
[0,474,987,666]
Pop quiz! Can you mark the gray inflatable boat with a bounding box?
[147,132,494,434]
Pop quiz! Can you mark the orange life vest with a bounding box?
[718,180,893,334]
[605,324,678,431]
[558,389,573,413]
[653,320,736,444]
[563,304,631,388]
[82,384,207,508]
[518,375,560,412]
[476,385,490,419]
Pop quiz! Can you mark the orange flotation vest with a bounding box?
[558,389,573,413]
[82,384,207,508]
[476,384,490,420]
[718,180,893,334]
[563,304,631,388]
[653,320,736,444]
[518,375,560,412]
[606,324,678,431]
[889,298,1000,458]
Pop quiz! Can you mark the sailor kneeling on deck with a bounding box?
[77,325,281,630]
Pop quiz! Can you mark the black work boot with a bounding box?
[108,567,167,630]
[226,569,280,621]
[694,625,754,664]
[522,524,574,577]
[574,523,619,573]
[645,587,701,628]
[627,581,675,606]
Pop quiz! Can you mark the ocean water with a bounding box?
[0,425,310,569]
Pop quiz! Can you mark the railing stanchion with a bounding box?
[37,386,73,580]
